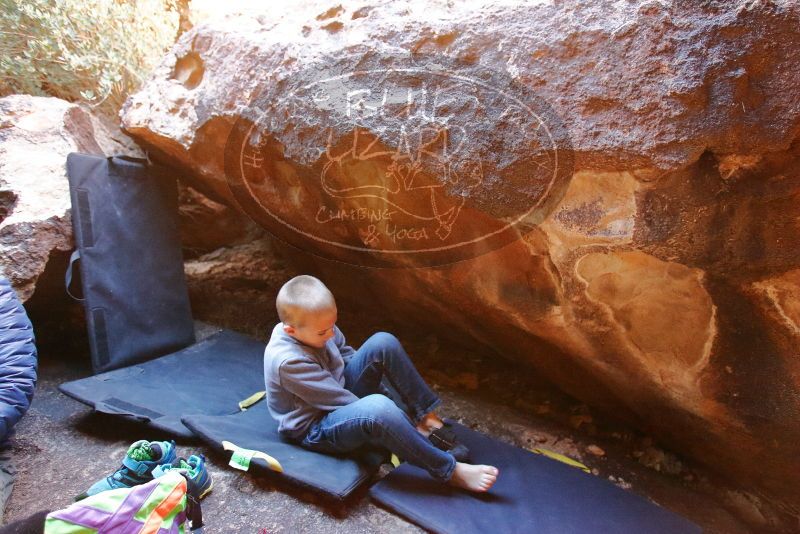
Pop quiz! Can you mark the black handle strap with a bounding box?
[64,249,84,302]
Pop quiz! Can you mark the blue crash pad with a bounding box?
[183,406,386,500]
[370,421,701,534]
[59,329,265,439]
[65,153,195,373]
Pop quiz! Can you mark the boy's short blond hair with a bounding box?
[276,275,336,328]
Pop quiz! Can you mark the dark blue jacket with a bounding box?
[0,277,37,442]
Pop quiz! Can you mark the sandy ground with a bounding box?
[2,321,753,533]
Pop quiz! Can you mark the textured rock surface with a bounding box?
[120,0,800,512]
[0,95,143,300]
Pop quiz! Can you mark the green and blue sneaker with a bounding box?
[75,439,177,501]
[153,454,213,500]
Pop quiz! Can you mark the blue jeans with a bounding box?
[299,332,457,482]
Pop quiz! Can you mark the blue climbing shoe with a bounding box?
[75,439,177,501]
[154,454,213,500]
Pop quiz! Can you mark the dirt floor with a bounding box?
[3,318,756,533]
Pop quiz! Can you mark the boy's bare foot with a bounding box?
[448,462,499,492]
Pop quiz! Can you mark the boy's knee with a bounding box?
[359,394,404,426]
[360,393,396,412]
[368,331,401,350]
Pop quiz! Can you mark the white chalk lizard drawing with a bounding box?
[320,125,484,240]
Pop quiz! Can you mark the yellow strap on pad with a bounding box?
[530,448,591,473]
[238,391,266,411]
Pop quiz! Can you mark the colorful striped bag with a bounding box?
[43,471,202,533]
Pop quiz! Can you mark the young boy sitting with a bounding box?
[264,275,499,492]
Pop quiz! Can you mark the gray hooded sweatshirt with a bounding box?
[263,322,359,439]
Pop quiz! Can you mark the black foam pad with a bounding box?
[59,329,265,439]
[183,407,385,500]
[370,421,701,534]
[65,153,195,373]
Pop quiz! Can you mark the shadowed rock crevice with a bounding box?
[0,190,17,224]
[172,51,205,90]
